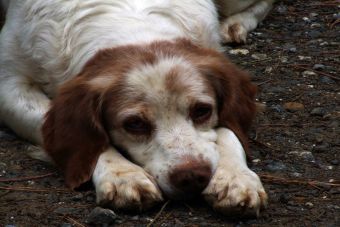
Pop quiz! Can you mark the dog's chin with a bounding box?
[158,185,203,201]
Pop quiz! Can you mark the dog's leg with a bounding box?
[92,147,163,210]
[0,73,50,144]
[203,128,267,217]
[219,0,274,43]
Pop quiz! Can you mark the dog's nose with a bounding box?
[169,159,212,195]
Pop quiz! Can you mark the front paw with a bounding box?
[96,167,163,211]
[220,22,248,43]
[203,168,267,217]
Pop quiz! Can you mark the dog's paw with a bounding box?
[95,167,163,211]
[203,167,267,217]
[220,22,248,43]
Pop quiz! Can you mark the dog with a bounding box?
[0,0,274,216]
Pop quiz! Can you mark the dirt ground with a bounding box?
[0,0,339,226]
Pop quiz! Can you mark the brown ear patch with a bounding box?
[42,78,110,189]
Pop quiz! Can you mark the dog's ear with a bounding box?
[198,55,257,158]
[42,77,109,189]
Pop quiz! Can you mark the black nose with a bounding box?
[169,159,212,195]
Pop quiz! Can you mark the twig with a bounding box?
[291,65,340,81]
[0,172,56,182]
[0,186,70,193]
[147,200,170,227]
[330,18,340,29]
[259,173,340,188]
[257,79,273,86]
[64,216,87,227]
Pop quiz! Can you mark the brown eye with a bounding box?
[123,116,152,135]
[190,103,212,124]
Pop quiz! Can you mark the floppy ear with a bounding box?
[199,56,257,158]
[42,77,109,189]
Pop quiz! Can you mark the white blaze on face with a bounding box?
[109,56,220,196]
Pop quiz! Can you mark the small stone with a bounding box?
[313,64,325,70]
[229,49,249,55]
[283,102,305,112]
[310,107,326,117]
[313,143,329,153]
[264,66,273,73]
[86,207,121,225]
[310,23,321,28]
[319,76,335,84]
[251,53,267,60]
[280,56,288,63]
[305,202,314,208]
[54,207,78,215]
[330,160,339,166]
[276,4,287,14]
[60,223,72,227]
[72,193,84,201]
[298,55,312,61]
[265,161,286,172]
[302,17,311,23]
[302,70,317,77]
[271,104,285,113]
[299,151,315,162]
[252,159,261,163]
[279,194,292,204]
[309,13,318,17]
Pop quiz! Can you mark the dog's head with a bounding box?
[42,39,256,198]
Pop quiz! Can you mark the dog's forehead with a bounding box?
[125,57,214,107]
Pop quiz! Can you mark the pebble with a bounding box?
[276,4,287,14]
[298,56,312,61]
[330,160,339,166]
[283,102,305,112]
[229,49,249,55]
[310,23,321,28]
[54,207,79,215]
[271,104,285,113]
[71,193,84,201]
[319,76,335,84]
[313,64,325,70]
[310,107,326,117]
[313,143,329,153]
[300,151,315,162]
[86,207,121,225]
[251,53,267,60]
[305,202,314,208]
[302,70,317,77]
[302,17,311,23]
[265,161,287,172]
[60,223,72,227]
[265,66,273,73]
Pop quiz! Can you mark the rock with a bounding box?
[229,49,249,55]
[310,107,326,117]
[54,207,79,215]
[283,102,305,112]
[271,104,285,113]
[264,66,273,73]
[265,161,286,172]
[298,56,312,61]
[60,223,72,227]
[72,193,84,201]
[300,151,315,162]
[276,4,287,14]
[310,23,321,28]
[313,64,325,70]
[305,202,314,208]
[313,143,329,153]
[302,70,317,77]
[86,207,121,225]
[251,53,267,60]
[330,160,339,166]
[302,17,311,23]
[319,76,335,84]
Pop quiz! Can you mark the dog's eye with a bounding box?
[123,116,152,135]
[190,103,212,124]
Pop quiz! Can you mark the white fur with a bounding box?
[0,0,270,213]
[203,128,267,216]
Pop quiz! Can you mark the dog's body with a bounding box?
[0,0,273,215]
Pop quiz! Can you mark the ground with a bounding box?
[0,0,339,226]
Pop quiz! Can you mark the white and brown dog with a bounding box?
[0,0,274,216]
